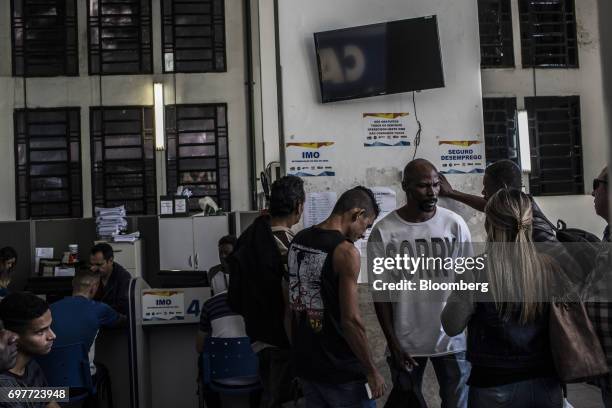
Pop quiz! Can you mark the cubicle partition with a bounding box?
[127,276,210,408]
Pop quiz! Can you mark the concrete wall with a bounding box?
[482,0,608,235]
[0,0,251,220]
[277,0,487,240]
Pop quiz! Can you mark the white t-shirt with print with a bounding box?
[368,206,473,357]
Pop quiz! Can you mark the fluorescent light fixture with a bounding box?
[154,83,165,151]
[517,110,531,173]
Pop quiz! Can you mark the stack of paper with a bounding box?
[114,231,140,243]
[95,206,127,239]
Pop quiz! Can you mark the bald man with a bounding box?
[369,159,472,408]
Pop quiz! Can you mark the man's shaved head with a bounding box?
[402,159,438,188]
[402,159,440,213]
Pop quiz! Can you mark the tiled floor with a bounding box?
[567,383,604,408]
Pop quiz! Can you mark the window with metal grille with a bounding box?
[519,0,578,68]
[165,104,230,211]
[478,0,514,68]
[483,97,518,165]
[11,0,78,77]
[91,107,157,215]
[14,108,82,219]
[525,96,583,195]
[162,0,226,73]
[88,0,152,75]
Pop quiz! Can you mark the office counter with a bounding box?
[129,280,210,408]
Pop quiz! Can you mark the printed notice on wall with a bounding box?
[355,187,397,257]
[303,192,337,228]
[286,142,336,177]
[355,187,397,283]
[438,140,485,174]
[142,290,185,321]
[362,113,411,147]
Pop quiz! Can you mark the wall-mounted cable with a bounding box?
[411,91,423,160]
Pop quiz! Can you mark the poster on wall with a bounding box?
[286,142,336,177]
[303,192,337,228]
[438,140,485,174]
[142,290,185,321]
[355,187,397,257]
[362,113,411,147]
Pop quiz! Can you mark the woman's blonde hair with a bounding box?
[484,188,551,323]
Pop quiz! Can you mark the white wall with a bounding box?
[482,0,607,235]
[277,0,487,239]
[0,0,251,220]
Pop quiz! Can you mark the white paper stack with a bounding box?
[114,231,140,243]
[95,206,127,239]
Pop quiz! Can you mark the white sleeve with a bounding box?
[457,216,474,258]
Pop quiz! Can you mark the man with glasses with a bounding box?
[585,166,612,407]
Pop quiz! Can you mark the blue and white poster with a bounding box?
[362,113,412,147]
[438,140,485,174]
[286,142,336,177]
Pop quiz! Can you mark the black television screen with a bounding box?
[314,16,445,103]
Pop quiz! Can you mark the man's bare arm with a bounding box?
[335,242,385,398]
[196,330,208,354]
[439,174,487,212]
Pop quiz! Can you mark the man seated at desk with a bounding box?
[90,243,131,315]
[50,268,125,381]
[0,293,60,408]
[207,235,237,295]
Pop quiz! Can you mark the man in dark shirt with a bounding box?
[585,165,612,407]
[0,293,59,408]
[288,186,386,407]
[90,243,132,315]
[228,175,304,407]
[439,159,556,242]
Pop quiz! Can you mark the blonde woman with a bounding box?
[441,189,563,408]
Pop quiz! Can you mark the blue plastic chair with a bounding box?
[202,337,261,394]
[37,342,94,402]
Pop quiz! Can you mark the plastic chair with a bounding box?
[37,342,94,402]
[202,337,261,394]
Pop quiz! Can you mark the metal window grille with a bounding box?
[519,0,578,68]
[161,0,226,73]
[14,108,83,219]
[91,107,157,215]
[478,0,515,68]
[11,0,79,77]
[165,104,230,211]
[525,96,583,195]
[483,98,519,166]
[88,0,153,75]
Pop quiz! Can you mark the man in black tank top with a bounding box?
[288,186,386,407]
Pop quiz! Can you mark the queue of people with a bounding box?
[0,159,609,407]
[203,160,612,408]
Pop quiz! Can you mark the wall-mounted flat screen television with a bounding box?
[314,15,445,103]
